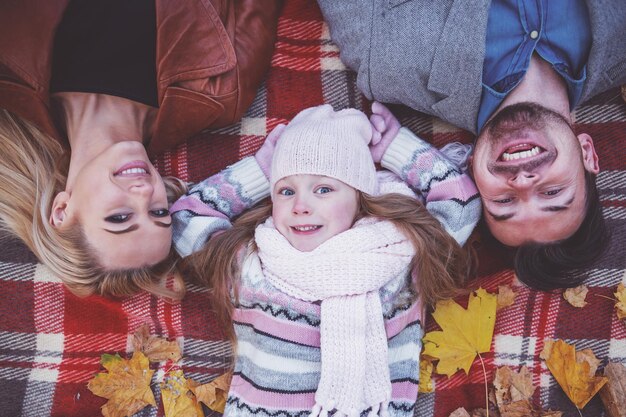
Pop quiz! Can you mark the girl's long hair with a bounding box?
[182,192,472,344]
[0,109,186,299]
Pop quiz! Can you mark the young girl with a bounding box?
[172,104,481,416]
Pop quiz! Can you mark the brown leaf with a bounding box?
[599,362,626,417]
[497,285,517,310]
[494,366,535,407]
[538,411,563,417]
[499,399,534,417]
[448,408,471,417]
[563,285,589,308]
[541,339,608,409]
[161,370,203,417]
[614,283,626,320]
[87,352,156,417]
[188,372,232,413]
[132,324,182,363]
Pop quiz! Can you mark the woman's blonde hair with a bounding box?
[183,192,472,343]
[0,109,186,299]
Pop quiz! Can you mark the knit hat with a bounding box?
[270,104,378,195]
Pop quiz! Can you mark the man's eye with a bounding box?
[150,208,170,217]
[105,213,131,223]
[315,186,332,194]
[278,188,294,196]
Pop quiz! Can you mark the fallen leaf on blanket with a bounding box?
[87,352,156,417]
[497,285,516,310]
[599,362,626,417]
[493,366,535,407]
[418,358,434,393]
[563,285,588,308]
[621,85,626,103]
[161,370,204,417]
[189,371,232,413]
[448,407,471,417]
[614,283,626,320]
[132,324,182,363]
[423,288,497,376]
[540,339,608,409]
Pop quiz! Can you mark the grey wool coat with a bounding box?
[317,0,626,134]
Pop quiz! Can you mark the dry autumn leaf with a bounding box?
[614,284,626,320]
[423,288,497,377]
[599,362,626,417]
[540,339,608,409]
[161,370,204,417]
[87,352,156,417]
[418,358,434,393]
[133,324,182,363]
[449,408,471,417]
[563,285,588,308]
[493,366,535,407]
[189,372,232,413]
[496,285,516,310]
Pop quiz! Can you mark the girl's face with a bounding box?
[272,174,359,252]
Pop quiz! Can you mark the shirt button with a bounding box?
[530,30,539,39]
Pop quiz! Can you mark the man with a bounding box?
[317,0,626,288]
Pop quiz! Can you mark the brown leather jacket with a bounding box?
[0,0,282,154]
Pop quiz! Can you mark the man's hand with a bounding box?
[369,101,401,163]
[255,123,286,178]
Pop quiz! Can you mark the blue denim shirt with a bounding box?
[477,0,592,132]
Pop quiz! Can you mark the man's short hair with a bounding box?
[514,170,609,290]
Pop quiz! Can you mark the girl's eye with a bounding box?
[278,188,294,196]
[315,186,332,194]
[105,213,131,223]
[150,208,170,217]
[543,189,562,196]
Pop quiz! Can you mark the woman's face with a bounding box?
[51,141,172,269]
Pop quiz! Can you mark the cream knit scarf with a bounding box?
[255,217,414,417]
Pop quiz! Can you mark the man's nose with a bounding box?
[507,171,538,189]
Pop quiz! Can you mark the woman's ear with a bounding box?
[578,133,600,174]
[50,191,70,228]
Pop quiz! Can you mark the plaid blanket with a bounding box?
[1,1,625,416]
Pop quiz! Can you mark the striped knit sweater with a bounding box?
[171,128,481,416]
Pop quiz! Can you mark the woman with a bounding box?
[0,0,282,297]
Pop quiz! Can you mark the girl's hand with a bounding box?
[255,123,286,178]
[369,101,400,163]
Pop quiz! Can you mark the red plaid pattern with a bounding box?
[1,1,625,416]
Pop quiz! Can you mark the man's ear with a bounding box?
[578,133,600,174]
[49,191,70,228]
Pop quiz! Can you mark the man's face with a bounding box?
[471,103,599,246]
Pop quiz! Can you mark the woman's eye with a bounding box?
[543,189,562,196]
[278,188,294,196]
[315,186,332,194]
[105,213,131,223]
[150,208,170,217]
[493,198,512,204]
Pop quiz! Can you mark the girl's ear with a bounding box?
[50,191,70,228]
[578,133,600,174]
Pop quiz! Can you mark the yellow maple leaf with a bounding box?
[133,324,182,363]
[614,283,626,320]
[423,288,497,377]
[541,339,608,409]
[87,352,156,417]
[418,358,434,393]
[189,372,232,413]
[161,370,204,417]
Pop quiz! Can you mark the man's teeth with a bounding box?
[502,146,540,161]
[119,168,147,175]
[294,226,320,231]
